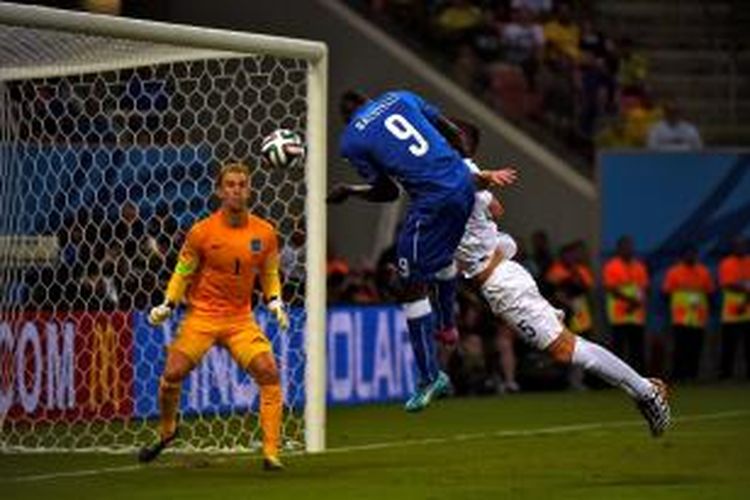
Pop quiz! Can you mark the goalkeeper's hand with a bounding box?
[267,298,289,332]
[148,302,174,326]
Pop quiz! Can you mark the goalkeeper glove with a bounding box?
[267,298,289,332]
[148,302,174,326]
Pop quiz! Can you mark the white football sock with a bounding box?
[571,336,653,400]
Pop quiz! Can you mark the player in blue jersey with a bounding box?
[327,89,517,412]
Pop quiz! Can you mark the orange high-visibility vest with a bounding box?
[603,256,649,325]
[718,255,750,323]
[662,262,714,328]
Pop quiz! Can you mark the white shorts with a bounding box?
[480,260,565,350]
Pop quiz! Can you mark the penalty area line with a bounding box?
[6,409,749,483]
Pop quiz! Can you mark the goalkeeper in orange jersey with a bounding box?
[138,162,289,471]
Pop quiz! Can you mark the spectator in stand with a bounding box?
[515,238,540,280]
[58,211,85,271]
[430,0,484,44]
[622,93,663,147]
[57,210,89,308]
[595,115,632,148]
[530,229,554,298]
[543,3,580,64]
[469,8,503,63]
[603,236,649,373]
[580,18,618,104]
[494,320,521,393]
[451,333,489,395]
[327,242,351,304]
[511,0,552,16]
[539,3,579,135]
[647,100,703,151]
[449,290,491,395]
[108,201,165,310]
[338,262,381,304]
[501,7,545,90]
[718,236,750,379]
[452,43,484,91]
[370,0,430,36]
[327,243,350,277]
[578,18,617,140]
[143,203,178,306]
[662,247,714,382]
[375,242,400,303]
[617,37,648,99]
[79,260,118,311]
[114,201,146,257]
[355,266,381,303]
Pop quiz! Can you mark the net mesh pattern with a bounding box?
[0,24,309,453]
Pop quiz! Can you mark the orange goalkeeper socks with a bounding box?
[260,383,283,457]
[158,377,181,440]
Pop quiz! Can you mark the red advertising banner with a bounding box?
[0,311,133,422]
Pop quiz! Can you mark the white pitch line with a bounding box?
[5,409,749,483]
[9,464,144,483]
[320,409,750,455]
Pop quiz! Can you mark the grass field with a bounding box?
[2,383,749,499]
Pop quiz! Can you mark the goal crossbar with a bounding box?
[0,2,326,62]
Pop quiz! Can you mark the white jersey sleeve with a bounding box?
[455,186,517,278]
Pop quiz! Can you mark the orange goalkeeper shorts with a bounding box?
[169,312,272,369]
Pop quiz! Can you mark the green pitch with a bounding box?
[2,384,749,499]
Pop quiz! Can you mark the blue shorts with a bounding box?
[396,183,475,283]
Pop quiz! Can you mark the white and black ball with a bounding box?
[260,129,306,169]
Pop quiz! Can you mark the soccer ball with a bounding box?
[260,129,306,168]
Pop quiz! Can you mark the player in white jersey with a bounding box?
[456,160,671,437]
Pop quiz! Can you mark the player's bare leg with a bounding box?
[547,330,671,437]
[138,349,192,463]
[248,352,284,471]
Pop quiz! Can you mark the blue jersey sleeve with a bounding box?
[401,90,442,124]
[341,135,380,183]
[349,156,380,183]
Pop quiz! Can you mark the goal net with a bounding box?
[0,3,327,453]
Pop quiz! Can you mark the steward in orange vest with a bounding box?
[603,236,649,373]
[662,247,714,381]
[718,237,750,379]
[546,242,595,337]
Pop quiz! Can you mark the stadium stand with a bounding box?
[351,0,749,171]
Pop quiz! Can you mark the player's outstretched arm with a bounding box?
[326,175,400,204]
[475,167,519,190]
[148,231,200,326]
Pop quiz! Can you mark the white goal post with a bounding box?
[0,2,327,453]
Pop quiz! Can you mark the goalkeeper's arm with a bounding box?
[148,237,199,326]
[261,238,289,331]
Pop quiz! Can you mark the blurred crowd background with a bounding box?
[348,0,746,174]
[326,230,750,394]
